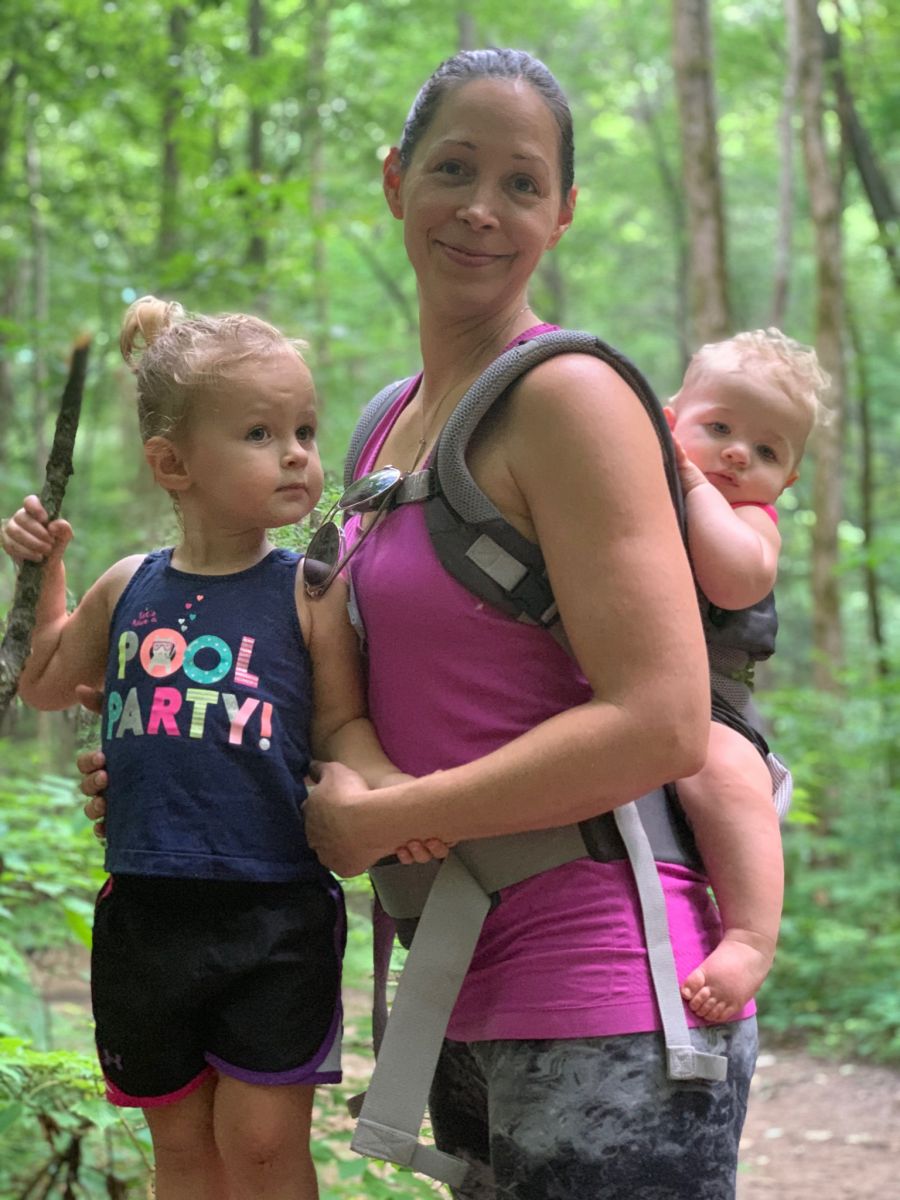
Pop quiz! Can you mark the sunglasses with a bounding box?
[302,466,406,597]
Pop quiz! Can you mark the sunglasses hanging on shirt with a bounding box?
[302,466,407,598]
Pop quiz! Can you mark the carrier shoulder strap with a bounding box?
[424,330,683,640]
[344,377,412,490]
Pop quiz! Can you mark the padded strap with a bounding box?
[350,852,487,1189]
[343,378,410,490]
[612,801,727,1082]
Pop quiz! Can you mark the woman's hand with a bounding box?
[74,685,108,836]
[76,746,108,839]
[304,760,393,877]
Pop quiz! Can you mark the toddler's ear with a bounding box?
[784,470,799,489]
[144,437,190,491]
[663,405,677,432]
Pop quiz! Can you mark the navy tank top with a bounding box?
[102,547,321,882]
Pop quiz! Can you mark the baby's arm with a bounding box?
[1,495,139,709]
[671,439,782,610]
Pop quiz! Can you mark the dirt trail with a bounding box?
[35,948,900,1198]
[737,1047,899,1198]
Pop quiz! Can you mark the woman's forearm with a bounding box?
[341,687,707,858]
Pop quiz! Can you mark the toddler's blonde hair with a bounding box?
[120,296,307,441]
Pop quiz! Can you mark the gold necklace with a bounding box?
[409,304,534,471]
[409,382,461,471]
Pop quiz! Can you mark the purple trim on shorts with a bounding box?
[206,880,347,1088]
[206,999,343,1086]
[205,1051,342,1087]
[103,1064,214,1109]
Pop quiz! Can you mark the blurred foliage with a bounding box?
[758,668,900,1064]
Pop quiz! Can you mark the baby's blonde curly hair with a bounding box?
[120,296,307,441]
[673,327,831,440]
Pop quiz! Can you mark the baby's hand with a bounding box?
[394,838,456,865]
[669,434,710,496]
[0,495,73,565]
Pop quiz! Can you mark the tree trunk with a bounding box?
[846,308,888,678]
[537,252,566,328]
[671,0,730,346]
[794,0,846,689]
[771,2,798,327]
[820,18,899,289]
[307,0,330,369]
[0,62,19,190]
[621,3,691,369]
[0,63,19,471]
[158,6,188,265]
[246,0,267,273]
[25,94,48,470]
[457,9,477,51]
[0,272,20,475]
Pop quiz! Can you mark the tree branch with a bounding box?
[0,337,90,718]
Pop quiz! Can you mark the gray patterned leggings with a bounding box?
[428,1018,757,1200]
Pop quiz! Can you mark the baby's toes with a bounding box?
[681,966,707,1002]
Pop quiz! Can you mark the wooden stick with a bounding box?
[0,336,91,718]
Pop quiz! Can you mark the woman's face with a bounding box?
[384,78,575,319]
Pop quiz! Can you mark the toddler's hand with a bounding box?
[0,495,73,565]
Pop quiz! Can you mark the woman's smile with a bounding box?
[435,238,511,267]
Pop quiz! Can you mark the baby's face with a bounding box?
[671,370,811,506]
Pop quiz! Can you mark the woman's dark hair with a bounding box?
[398,48,575,195]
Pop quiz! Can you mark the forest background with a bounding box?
[0,0,897,1196]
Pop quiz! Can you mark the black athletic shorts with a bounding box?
[91,873,345,1107]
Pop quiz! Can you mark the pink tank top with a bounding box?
[349,332,753,1040]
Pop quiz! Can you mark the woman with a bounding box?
[83,49,757,1200]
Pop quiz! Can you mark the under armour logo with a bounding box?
[101,1047,124,1072]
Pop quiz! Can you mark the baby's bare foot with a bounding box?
[681,931,775,1022]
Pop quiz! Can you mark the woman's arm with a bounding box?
[304,355,710,876]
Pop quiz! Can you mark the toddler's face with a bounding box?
[179,350,324,531]
[670,371,810,506]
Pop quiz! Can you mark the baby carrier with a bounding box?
[342,330,789,1187]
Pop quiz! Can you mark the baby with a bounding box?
[665,328,829,1021]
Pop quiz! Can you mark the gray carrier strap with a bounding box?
[351,852,487,1187]
[611,803,727,1082]
[425,330,684,639]
[343,331,684,645]
[351,799,725,1185]
[370,787,700,923]
[344,378,411,490]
